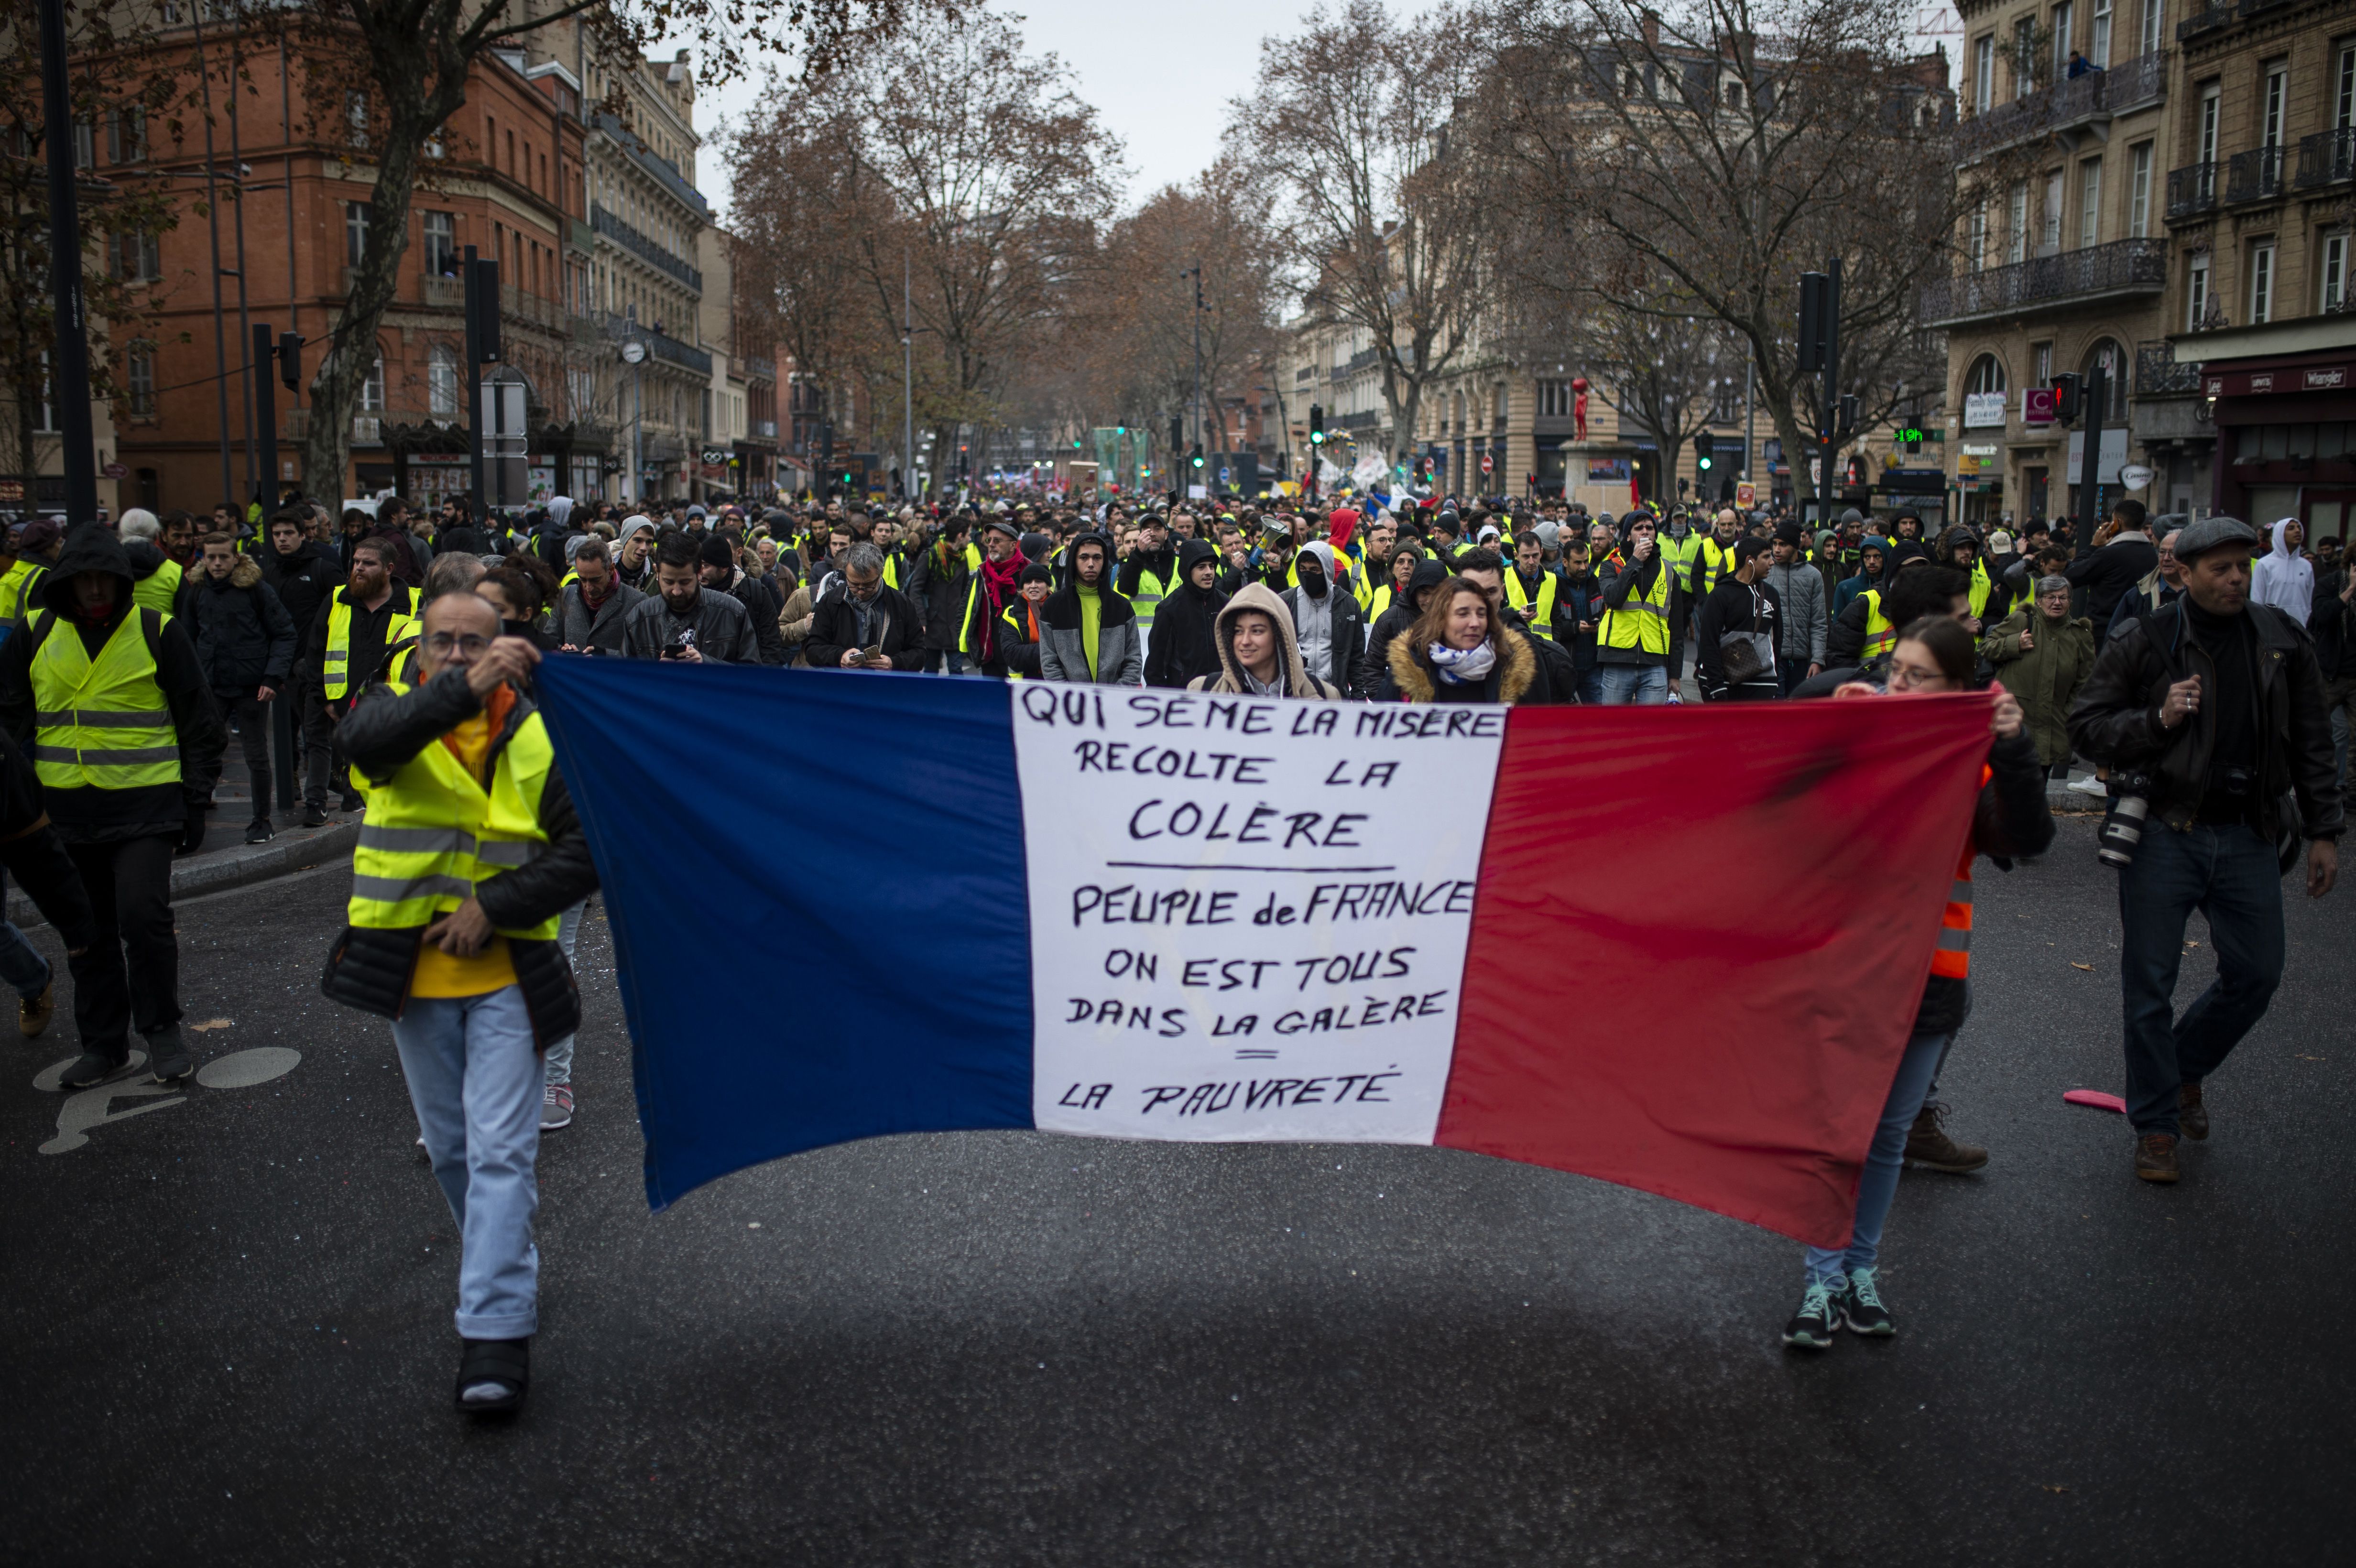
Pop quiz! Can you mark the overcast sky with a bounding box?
[686,0,1961,220]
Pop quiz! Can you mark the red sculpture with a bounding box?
[1571,377,1590,442]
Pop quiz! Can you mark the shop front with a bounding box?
[2196,348,2356,545]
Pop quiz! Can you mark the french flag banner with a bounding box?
[533,659,1993,1248]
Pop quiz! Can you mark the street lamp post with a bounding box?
[36,0,96,523]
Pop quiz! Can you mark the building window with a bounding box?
[2040,170,2063,252]
[2033,340,2054,384]
[421,210,457,278]
[2198,81,2220,163]
[2129,143,2152,236]
[106,106,146,163]
[345,201,371,268]
[346,91,369,149]
[127,341,155,417]
[2079,157,2102,248]
[360,355,386,413]
[2015,15,2037,97]
[2249,240,2275,324]
[1969,202,1989,271]
[2007,181,2029,263]
[2187,253,2210,329]
[2051,2,2073,80]
[1967,353,2008,396]
[2261,61,2286,148]
[427,343,460,415]
[1974,33,1995,112]
[2090,0,2111,65]
[1537,380,1572,417]
[113,228,160,282]
[2338,42,2356,130]
[2323,234,2347,312]
[2139,0,2162,54]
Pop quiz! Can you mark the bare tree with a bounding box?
[1483,0,1974,507]
[1230,0,1498,461]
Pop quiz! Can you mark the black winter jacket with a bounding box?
[906,546,974,652]
[259,539,338,639]
[322,666,599,1047]
[0,525,226,843]
[2067,598,2345,843]
[805,583,928,670]
[1144,541,1227,689]
[191,556,297,694]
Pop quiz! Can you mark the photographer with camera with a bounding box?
[2068,516,2343,1185]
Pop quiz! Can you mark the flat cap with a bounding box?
[2171,514,2261,562]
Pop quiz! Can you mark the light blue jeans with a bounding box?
[1805,1027,1952,1285]
[1593,664,1669,705]
[542,899,588,1086]
[0,919,51,999]
[393,986,542,1340]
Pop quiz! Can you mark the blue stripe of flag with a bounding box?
[534,659,1035,1209]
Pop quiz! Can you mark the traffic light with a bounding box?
[1796,272,1831,373]
[278,331,301,391]
[1309,403,1325,446]
[1169,415,1183,455]
[1694,432,1713,475]
[1189,443,1205,469]
[2052,372,2082,424]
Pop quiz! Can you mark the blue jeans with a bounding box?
[393,986,543,1340]
[1805,1027,1951,1285]
[923,649,967,675]
[2116,820,2284,1136]
[542,899,588,1086]
[1593,664,1668,705]
[0,919,50,999]
[1576,668,1604,706]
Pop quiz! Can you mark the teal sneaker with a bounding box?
[1841,1267,1895,1336]
[1783,1277,1842,1351]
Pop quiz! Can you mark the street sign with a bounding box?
[2118,462,2154,491]
[1480,452,1494,475]
[1735,482,1756,508]
[102,460,128,479]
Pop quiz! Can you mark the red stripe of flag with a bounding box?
[1438,693,1995,1248]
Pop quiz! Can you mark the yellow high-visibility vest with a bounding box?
[1504,568,1560,640]
[1862,589,1898,660]
[132,557,182,615]
[28,610,179,792]
[323,587,418,699]
[346,686,560,940]
[1599,558,1674,656]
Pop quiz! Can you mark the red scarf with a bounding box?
[979,553,1026,663]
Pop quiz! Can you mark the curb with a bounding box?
[7,819,360,930]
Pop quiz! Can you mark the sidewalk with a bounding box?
[5,716,360,928]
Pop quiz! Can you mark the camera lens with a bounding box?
[2097,794,2149,870]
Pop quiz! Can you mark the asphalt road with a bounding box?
[2,815,2349,1566]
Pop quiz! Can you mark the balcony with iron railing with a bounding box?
[1953,51,2167,164]
[589,204,702,291]
[1921,237,2168,327]
[751,419,777,440]
[2136,340,2204,397]
[2167,161,2219,218]
[2176,2,2234,39]
[742,354,776,381]
[2296,128,2356,188]
[2226,145,2286,203]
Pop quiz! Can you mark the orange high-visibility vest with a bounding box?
[1931,764,1993,981]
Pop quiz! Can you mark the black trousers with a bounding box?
[65,834,181,1058]
[199,689,273,818]
[300,680,348,806]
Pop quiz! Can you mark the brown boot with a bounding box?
[2179,1082,2209,1141]
[18,979,53,1038]
[2135,1132,2180,1183]
[1902,1102,1989,1173]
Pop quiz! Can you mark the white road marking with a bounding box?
[29,1046,302,1154]
[195,1048,301,1089]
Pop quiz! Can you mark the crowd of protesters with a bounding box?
[0,476,2341,1404]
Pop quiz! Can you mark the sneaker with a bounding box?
[339,792,365,814]
[2179,1081,2209,1142]
[2135,1132,2181,1183]
[19,980,54,1038]
[2067,775,2108,796]
[541,1082,574,1131]
[244,817,275,845]
[301,802,328,828]
[1783,1277,1842,1351]
[1902,1103,1989,1174]
[147,1028,193,1084]
[57,1050,132,1091]
[1839,1267,1895,1336]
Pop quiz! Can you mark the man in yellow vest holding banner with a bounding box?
[322,589,596,1416]
[0,523,225,1091]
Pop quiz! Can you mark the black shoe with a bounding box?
[300,802,328,828]
[243,817,275,845]
[1839,1267,1895,1336]
[57,1050,132,1091]
[339,793,365,814]
[455,1337,530,1415]
[1782,1278,1841,1351]
[147,1028,193,1084]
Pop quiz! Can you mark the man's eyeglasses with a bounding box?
[425,632,491,657]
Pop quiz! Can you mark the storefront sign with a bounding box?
[1963,392,2007,429]
[2203,363,2354,398]
[2022,389,2055,426]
